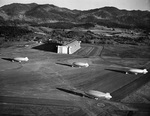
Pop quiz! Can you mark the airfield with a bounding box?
[0,42,150,116]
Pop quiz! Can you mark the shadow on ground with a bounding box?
[56,62,72,67]
[32,42,62,53]
[57,87,85,97]
[105,68,126,74]
[1,58,13,62]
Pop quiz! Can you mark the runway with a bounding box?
[111,69,150,101]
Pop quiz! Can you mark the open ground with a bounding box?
[0,42,150,116]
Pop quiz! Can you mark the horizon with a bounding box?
[0,0,150,11]
[1,2,150,12]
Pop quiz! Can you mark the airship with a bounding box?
[72,62,89,68]
[86,90,112,100]
[126,68,148,75]
[12,57,29,62]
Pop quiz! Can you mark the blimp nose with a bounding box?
[106,93,112,99]
[146,70,148,73]
[144,69,148,74]
[109,95,112,98]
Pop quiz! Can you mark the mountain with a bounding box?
[79,7,150,29]
[0,3,150,29]
[0,3,37,20]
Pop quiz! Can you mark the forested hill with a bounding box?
[0,3,150,29]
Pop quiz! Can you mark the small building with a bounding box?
[57,40,81,54]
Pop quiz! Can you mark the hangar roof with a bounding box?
[63,39,80,46]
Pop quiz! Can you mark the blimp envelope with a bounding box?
[129,68,148,74]
[72,62,89,67]
[88,90,112,100]
[13,57,29,62]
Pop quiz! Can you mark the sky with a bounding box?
[0,0,150,11]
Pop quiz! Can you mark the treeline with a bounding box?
[31,22,95,29]
[0,26,32,38]
[0,26,33,44]
[48,30,150,46]
[0,25,149,46]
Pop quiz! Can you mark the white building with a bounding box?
[57,40,81,54]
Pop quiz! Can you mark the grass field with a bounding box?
[0,41,150,116]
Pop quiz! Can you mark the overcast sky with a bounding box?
[0,0,150,11]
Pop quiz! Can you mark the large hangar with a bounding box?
[57,40,81,54]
